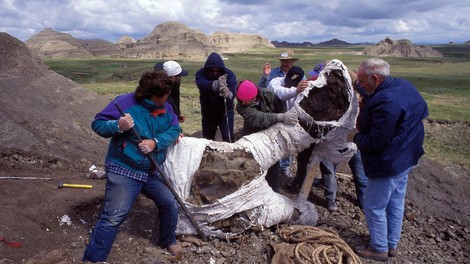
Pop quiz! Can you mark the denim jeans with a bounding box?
[319,160,337,201]
[364,167,411,252]
[280,157,291,171]
[83,172,178,262]
[348,151,367,208]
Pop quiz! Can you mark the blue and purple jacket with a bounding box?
[91,93,181,176]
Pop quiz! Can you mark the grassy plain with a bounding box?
[44,45,470,169]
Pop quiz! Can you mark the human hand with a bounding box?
[296,80,309,94]
[263,63,271,76]
[218,74,227,86]
[218,74,230,98]
[347,128,359,142]
[138,139,156,154]
[118,113,134,132]
[276,110,298,125]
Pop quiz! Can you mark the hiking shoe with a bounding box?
[389,247,397,258]
[313,178,322,187]
[326,199,338,212]
[355,246,388,262]
[167,243,183,261]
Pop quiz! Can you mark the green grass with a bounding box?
[44,45,470,169]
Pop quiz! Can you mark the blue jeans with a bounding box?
[83,172,178,262]
[280,157,291,171]
[348,151,367,208]
[319,160,337,201]
[364,167,411,253]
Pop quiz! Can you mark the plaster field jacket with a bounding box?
[195,52,237,120]
[91,93,181,173]
[236,88,286,136]
[354,77,429,179]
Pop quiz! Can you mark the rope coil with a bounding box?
[277,225,361,264]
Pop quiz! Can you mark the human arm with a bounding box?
[91,94,135,137]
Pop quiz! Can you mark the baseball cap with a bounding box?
[162,61,189,77]
[236,80,258,103]
[284,66,304,87]
[308,63,325,78]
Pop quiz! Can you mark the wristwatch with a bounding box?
[153,138,159,151]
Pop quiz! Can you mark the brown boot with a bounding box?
[167,243,183,261]
[389,247,397,257]
[355,246,388,262]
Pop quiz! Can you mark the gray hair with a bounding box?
[360,58,390,79]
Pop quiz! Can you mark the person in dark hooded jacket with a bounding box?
[195,52,237,142]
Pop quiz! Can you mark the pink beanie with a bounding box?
[236,80,258,102]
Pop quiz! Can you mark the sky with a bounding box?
[1,0,469,45]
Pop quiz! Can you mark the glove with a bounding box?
[218,74,230,98]
[277,110,298,125]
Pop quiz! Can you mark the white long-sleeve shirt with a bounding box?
[267,77,299,110]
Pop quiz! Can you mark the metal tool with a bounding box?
[0,176,52,180]
[224,97,232,143]
[58,181,93,189]
[115,102,208,241]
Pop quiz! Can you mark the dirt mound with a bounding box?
[364,37,443,57]
[0,32,109,168]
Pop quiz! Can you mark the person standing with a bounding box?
[83,71,182,262]
[236,80,298,192]
[195,52,237,142]
[154,60,189,123]
[348,58,428,261]
[258,50,300,89]
[259,50,302,178]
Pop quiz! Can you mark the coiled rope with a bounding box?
[277,225,361,264]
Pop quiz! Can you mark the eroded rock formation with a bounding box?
[363,37,443,57]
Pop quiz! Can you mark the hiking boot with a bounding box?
[286,180,302,193]
[355,246,388,262]
[389,247,397,258]
[167,243,183,261]
[313,178,322,187]
[326,199,338,212]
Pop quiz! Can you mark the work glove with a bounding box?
[211,74,227,92]
[218,74,231,98]
[276,110,298,125]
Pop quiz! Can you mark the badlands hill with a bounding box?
[364,37,443,57]
[25,21,274,60]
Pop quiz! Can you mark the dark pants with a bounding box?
[202,111,234,143]
[294,144,337,201]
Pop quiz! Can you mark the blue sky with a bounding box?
[1,0,469,44]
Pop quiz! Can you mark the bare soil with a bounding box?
[1,32,469,264]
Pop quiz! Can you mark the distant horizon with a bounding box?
[19,26,468,47]
[1,1,468,46]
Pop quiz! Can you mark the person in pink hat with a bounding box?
[235,80,298,192]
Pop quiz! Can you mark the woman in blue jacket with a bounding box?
[83,71,182,262]
[195,52,237,142]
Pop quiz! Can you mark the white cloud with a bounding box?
[0,0,469,44]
